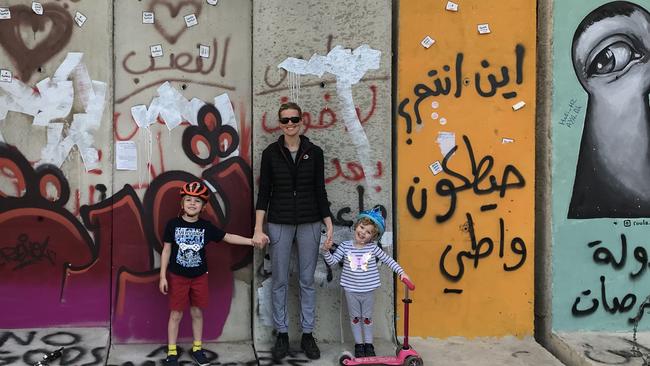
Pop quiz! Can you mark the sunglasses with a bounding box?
[279,116,301,124]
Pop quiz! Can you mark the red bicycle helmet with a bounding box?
[180,181,210,201]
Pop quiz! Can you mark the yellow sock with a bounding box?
[168,344,177,356]
[192,340,202,352]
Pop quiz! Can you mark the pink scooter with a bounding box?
[339,277,423,366]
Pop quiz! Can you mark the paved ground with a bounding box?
[554,332,650,366]
[0,328,570,365]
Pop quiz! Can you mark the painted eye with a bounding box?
[587,41,639,76]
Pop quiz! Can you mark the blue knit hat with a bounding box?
[356,207,385,240]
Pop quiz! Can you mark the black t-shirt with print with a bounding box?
[163,217,226,278]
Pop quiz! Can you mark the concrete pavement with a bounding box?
[0,328,567,365]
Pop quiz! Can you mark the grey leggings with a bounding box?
[268,221,321,333]
[345,290,375,344]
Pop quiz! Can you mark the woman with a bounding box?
[254,102,333,361]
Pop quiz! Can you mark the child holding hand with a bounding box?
[321,207,410,358]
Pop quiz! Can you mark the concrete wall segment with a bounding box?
[252,0,394,344]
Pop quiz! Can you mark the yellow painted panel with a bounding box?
[396,0,536,338]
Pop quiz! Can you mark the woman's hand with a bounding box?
[253,231,269,249]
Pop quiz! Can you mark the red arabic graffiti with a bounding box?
[261,85,377,134]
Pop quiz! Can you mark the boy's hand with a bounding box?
[253,231,269,249]
[159,277,168,295]
[399,273,410,282]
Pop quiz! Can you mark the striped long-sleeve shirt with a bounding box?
[323,240,404,293]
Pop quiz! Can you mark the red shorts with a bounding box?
[168,272,209,311]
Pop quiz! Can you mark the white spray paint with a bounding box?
[278,44,381,203]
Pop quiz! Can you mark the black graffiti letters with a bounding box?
[0,234,55,270]
[399,44,525,127]
[434,135,526,223]
[571,234,650,318]
[589,235,650,279]
[572,275,637,316]
[439,212,527,285]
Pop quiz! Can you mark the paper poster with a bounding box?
[446,1,459,11]
[150,44,163,58]
[115,141,137,170]
[74,12,87,27]
[142,11,154,24]
[421,35,435,49]
[184,14,198,27]
[0,70,11,83]
[199,44,210,58]
[478,23,491,34]
[32,2,43,15]
[0,8,10,19]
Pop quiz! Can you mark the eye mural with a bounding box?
[568,1,650,219]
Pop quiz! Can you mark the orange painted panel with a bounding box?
[396,0,536,337]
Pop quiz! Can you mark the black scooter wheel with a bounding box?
[404,355,423,366]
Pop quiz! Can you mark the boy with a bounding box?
[160,181,261,366]
[321,207,410,358]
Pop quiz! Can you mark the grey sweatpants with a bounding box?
[345,290,375,344]
[268,221,322,333]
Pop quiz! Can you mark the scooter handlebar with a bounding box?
[401,277,415,291]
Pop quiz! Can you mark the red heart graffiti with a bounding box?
[0,4,73,82]
[150,0,202,45]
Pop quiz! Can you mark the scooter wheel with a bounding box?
[404,355,423,366]
[339,351,353,365]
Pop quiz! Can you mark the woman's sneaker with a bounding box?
[300,333,320,359]
[271,332,289,361]
[190,349,210,366]
[354,343,366,358]
[364,343,376,357]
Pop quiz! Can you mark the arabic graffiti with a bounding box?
[571,234,650,318]
[398,44,525,144]
[405,135,526,223]
[261,85,377,134]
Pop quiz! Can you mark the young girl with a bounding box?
[321,207,410,358]
[159,181,262,366]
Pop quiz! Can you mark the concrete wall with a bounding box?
[396,0,537,337]
[0,0,113,330]
[252,0,394,344]
[6,0,649,354]
[551,0,650,333]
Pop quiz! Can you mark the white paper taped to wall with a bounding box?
[129,84,195,130]
[436,131,456,158]
[0,52,107,170]
[0,8,10,19]
[74,12,87,27]
[116,141,138,170]
[278,44,382,203]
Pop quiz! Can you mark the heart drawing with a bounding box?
[150,0,203,45]
[0,4,73,82]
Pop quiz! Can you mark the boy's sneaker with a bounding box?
[271,332,289,361]
[300,333,320,360]
[190,349,210,366]
[162,354,179,366]
[364,343,376,357]
[354,343,366,358]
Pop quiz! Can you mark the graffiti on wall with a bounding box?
[568,1,650,219]
[397,0,536,337]
[551,1,650,333]
[0,3,73,82]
